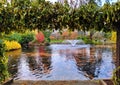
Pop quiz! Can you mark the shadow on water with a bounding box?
[6,44,116,80]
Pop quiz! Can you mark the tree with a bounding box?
[94,2,120,84]
[109,2,120,84]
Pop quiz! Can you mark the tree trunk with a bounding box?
[116,28,120,84]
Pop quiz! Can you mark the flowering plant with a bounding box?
[4,40,21,51]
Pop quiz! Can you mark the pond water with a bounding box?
[6,44,116,80]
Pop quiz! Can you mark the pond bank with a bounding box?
[4,80,102,85]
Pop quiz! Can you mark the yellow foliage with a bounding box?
[32,29,38,35]
[4,40,21,51]
[111,31,116,43]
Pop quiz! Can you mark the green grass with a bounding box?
[50,39,64,44]
[50,39,103,45]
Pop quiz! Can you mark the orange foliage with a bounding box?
[50,36,55,40]
[62,31,70,39]
[70,31,78,39]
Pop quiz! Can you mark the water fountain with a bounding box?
[64,39,84,46]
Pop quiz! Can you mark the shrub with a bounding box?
[43,31,51,43]
[84,38,94,44]
[5,32,22,43]
[3,31,35,46]
[4,40,21,51]
[81,37,92,44]
[20,32,34,46]
[0,39,9,84]
[112,66,120,85]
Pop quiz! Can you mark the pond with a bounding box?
[6,44,116,80]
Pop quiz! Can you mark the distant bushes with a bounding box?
[4,31,35,47]
[5,32,22,43]
[20,32,34,46]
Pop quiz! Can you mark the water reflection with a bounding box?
[7,44,116,80]
[74,47,115,79]
[17,54,36,80]
[50,48,88,80]
[6,49,21,77]
[14,46,52,80]
[94,49,115,79]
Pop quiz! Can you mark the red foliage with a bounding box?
[36,31,45,43]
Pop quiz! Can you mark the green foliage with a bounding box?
[0,40,5,56]
[77,33,103,44]
[104,32,111,39]
[81,37,94,44]
[112,66,120,85]
[0,0,120,33]
[0,39,9,84]
[77,3,99,31]
[50,39,64,44]
[20,32,34,45]
[5,32,22,43]
[2,31,35,46]
[92,40,103,45]
[42,30,51,43]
